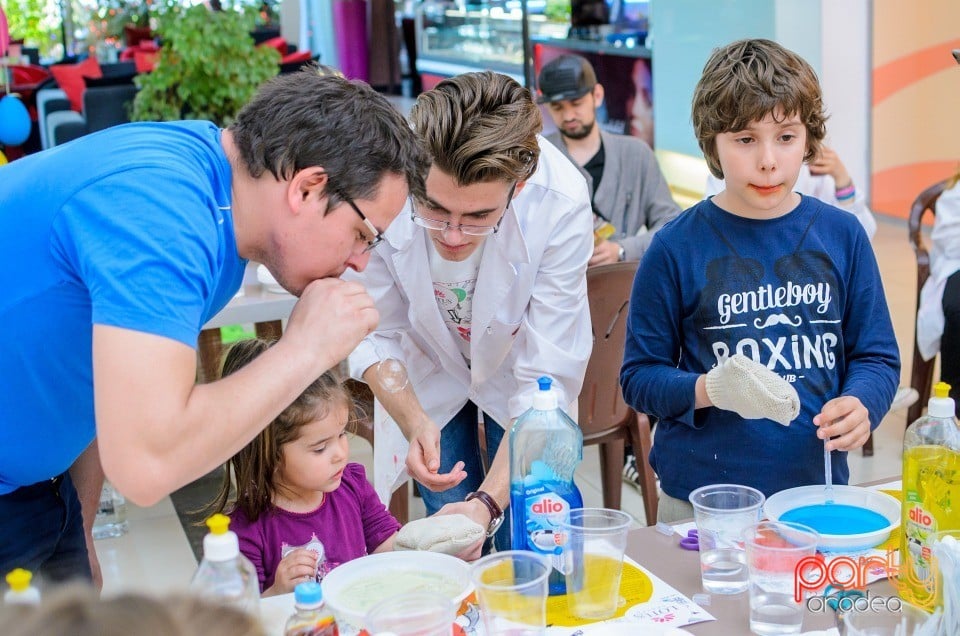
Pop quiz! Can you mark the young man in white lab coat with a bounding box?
[345,71,594,553]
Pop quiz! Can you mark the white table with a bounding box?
[197,264,296,382]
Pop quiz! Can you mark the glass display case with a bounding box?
[415,1,569,87]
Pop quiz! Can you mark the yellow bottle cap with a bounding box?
[934,381,952,398]
[205,513,231,535]
[6,568,32,592]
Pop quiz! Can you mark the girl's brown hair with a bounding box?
[206,338,355,522]
[692,38,827,180]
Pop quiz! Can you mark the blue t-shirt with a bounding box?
[0,121,245,493]
[620,195,900,501]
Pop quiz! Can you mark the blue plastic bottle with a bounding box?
[510,376,584,595]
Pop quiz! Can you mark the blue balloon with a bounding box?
[0,94,32,146]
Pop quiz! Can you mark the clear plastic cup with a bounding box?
[469,550,550,636]
[837,601,930,636]
[689,483,765,594]
[743,521,819,635]
[558,508,633,620]
[364,591,456,636]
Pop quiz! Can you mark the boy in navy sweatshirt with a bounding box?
[620,39,900,522]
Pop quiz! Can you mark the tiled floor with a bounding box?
[95,214,922,595]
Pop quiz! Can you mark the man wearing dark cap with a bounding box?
[538,54,679,266]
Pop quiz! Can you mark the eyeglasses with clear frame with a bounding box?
[411,182,517,236]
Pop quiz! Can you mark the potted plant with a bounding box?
[131,1,279,126]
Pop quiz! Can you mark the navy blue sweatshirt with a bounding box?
[620,195,900,501]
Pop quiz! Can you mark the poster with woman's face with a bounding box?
[534,44,654,147]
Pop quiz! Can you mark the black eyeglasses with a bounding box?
[411,182,517,236]
[330,185,385,254]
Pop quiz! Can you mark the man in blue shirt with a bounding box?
[0,68,427,585]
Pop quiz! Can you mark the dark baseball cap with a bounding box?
[536,54,598,104]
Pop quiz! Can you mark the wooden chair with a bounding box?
[196,320,283,383]
[578,261,658,526]
[345,379,410,526]
[907,179,950,424]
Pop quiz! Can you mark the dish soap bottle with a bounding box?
[284,581,338,636]
[510,376,583,595]
[4,569,40,605]
[190,513,260,616]
[899,382,960,611]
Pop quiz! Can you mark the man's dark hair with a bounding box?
[230,65,428,210]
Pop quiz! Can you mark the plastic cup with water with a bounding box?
[558,508,633,620]
[837,601,930,636]
[364,591,456,636]
[743,520,819,635]
[689,483,765,594]
[469,550,550,636]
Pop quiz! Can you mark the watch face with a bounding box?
[487,513,505,537]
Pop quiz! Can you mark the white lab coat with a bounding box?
[345,138,595,501]
[917,181,960,361]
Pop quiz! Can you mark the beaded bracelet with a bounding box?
[835,184,856,201]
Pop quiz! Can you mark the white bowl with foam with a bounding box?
[320,551,472,631]
[764,485,900,552]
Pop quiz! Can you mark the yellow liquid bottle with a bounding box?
[899,382,960,611]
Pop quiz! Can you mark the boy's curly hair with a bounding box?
[692,38,827,179]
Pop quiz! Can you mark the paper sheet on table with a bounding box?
[542,555,715,635]
[672,480,904,591]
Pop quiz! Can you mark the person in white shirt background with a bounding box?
[917,171,960,415]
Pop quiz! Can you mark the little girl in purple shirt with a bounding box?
[206,338,400,597]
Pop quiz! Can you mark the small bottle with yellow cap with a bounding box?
[190,514,260,616]
[4,568,40,605]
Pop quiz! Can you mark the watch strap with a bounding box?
[465,490,503,537]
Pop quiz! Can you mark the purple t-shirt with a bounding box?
[230,462,400,592]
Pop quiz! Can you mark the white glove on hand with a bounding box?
[395,514,485,555]
[705,354,799,426]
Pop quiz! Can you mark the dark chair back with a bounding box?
[908,179,950,423]
[82,83,138,133]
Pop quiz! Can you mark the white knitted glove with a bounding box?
[705,354,800,426]
[395,514,484,555]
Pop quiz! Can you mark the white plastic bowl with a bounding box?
[764,485,900,552]
[320,551,472,631]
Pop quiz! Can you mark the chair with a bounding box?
[344,379,410,525]
[578,261,658,526]
[907,179,950,424]
[196,320,283,383]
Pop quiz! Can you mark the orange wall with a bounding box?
[872,0,960,218]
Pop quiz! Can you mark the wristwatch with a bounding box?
[617,244,626,262]
[465,491,505,537]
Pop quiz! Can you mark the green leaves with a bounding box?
[131,3,279,126]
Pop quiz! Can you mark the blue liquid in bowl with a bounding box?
[780,504,889,535]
